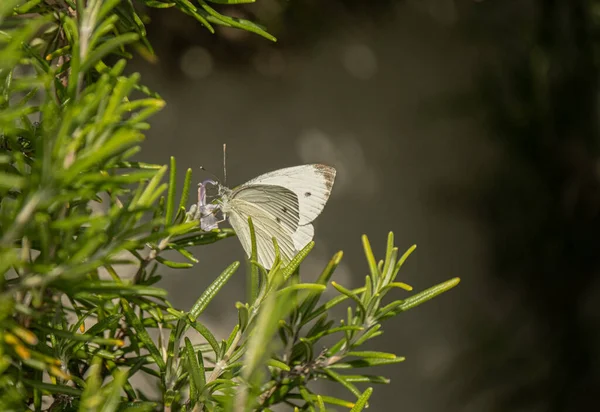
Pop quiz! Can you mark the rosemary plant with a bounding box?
[0,1,459,411]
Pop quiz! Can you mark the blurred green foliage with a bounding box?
[0,1,458,410]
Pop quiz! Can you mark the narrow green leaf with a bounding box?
[0,172,25,189]
[396,278,460,312]
[165,156,177,224]
[391,244,417,282]
[235,302,249,332]
[189,261,240,320]
[121,299,166,370]
[329,357,405,369]
[307,325,363,343]
[173,0,214,32]
[248,216,259,302]
[346,351,397,360]
[81,33,140,73]
[322,368,361,398]
[135,165,167,208]
[100,369,128,412]
[171,229,235,247]
[21,379,82,396]
[79,359,103,408]
[350,387,373,412]
[331,281,366,315]
[380,282,413,293]
[316,395,326,412]
[380,232,395,281]
[298,386,315,411]
[206,0,255,4]
[173,247,198,263]
[178,167,193,213]
[73,282,167,297]
[287,394,354,408]
[155,256,194,269]
[63,132,144,183]
[186,318,220,356]
[224,323,240,354]
[362,235,379,285]
[336,374,390,384]
[14,0,43,14]
[281,241,314,283]
[353,324,383,346]
[301,287,366,326]
[298,251,343,319]
[275,283,326,298]
[37,325,123,346]
[198,0,276,41]
[184,337,206,400]
[266,358,290,371]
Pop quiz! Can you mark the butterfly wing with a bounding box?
[242,164,336,225]
[227,185,300,269]
[292,223,314,251]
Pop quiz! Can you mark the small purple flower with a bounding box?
[197,180,220,231]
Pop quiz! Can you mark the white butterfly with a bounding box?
[199,164,336,269]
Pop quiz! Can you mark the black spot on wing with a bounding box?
[304,192,312,197]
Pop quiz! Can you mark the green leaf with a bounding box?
[316,395,326,412]
[306,325,363,344]
[100,369,128,412]
[206,0,255,4]
[62,132,145,183]
[198,0,276,42]
[331,281,366,315]
[184,337,206,401]
[247,216,259,302]
[362,235,379,285]
[301,287,366,326]
[81,33,140,73]
[349,387,373,412]
[236,302,249,332]
[178,167,193,215]
[275,283,326,298]
[134,165,167,208]
[189,261,240,320]
[346,351,398,360]
[186,318,220,356]
[395,277,460,312]
[329,357,405,369]
[336,374,390,384]
[72,281,167,297]
[266,358,290,371]
[121,299,166,370]
[322,368,361,398]
[298,251,343,319]
[79,359,103,408]
[380,232,395,283]
[281,241,314,283]
[287,394,354,408]
[164,157,177,224]
[155,255,194,269]
[173,0,214,32]
[0,172,26,190]
[391,244,417,282]
[171,229,235,247]
[21,379,82,396]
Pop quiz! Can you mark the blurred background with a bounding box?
[129,0,600,410]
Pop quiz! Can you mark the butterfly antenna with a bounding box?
[199,166,220,183]
[223,143,227,187]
